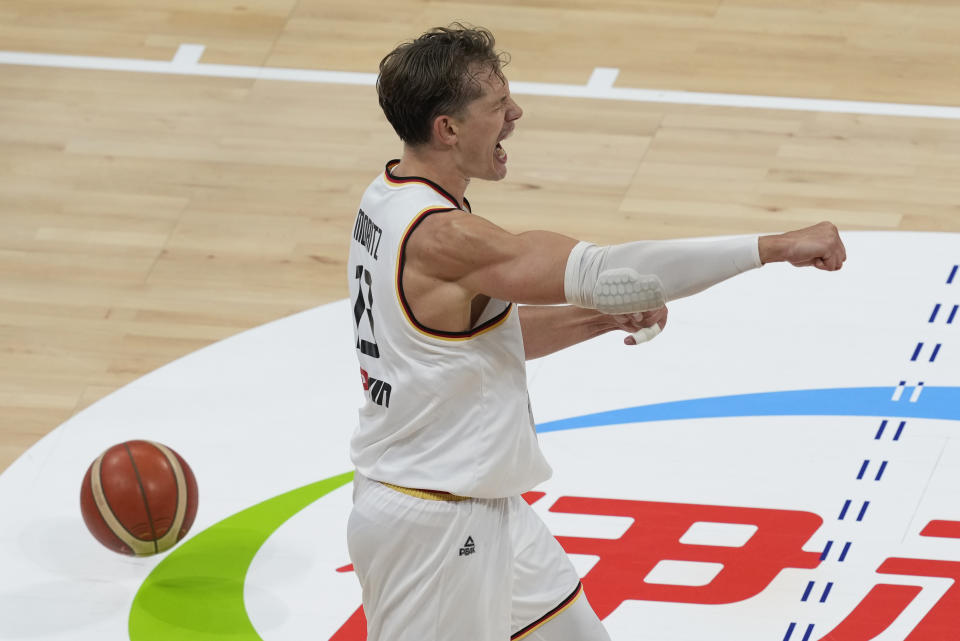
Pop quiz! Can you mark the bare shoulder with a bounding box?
[410,209,508,248]
[406,210,515,282]
[405,211,576,304]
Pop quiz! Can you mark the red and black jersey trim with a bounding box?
[383,160,472,212]
[397,208,512,340]
[511,582,584,640]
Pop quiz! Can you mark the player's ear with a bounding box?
[433,114,458,147]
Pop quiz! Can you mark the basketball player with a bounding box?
[346,25,846,641]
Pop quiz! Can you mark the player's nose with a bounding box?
[506,96,523,122]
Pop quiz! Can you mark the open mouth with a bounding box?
[495,128,512,164]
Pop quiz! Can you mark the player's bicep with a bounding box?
[407,212,576,304]
[461,229,575,303]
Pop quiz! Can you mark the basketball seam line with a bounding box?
[125,443,160,555]
[92,459,126,547]
[91,455,140,554]
[151,441,189,551]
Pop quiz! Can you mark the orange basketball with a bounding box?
[80,440,199,556]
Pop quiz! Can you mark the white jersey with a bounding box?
[346,161,552,498]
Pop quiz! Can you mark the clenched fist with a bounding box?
[759,221,847,271]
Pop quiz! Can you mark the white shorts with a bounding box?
[347,473,582,641]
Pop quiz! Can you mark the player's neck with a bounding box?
[393,148,469,207]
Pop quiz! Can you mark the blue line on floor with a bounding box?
[536,387,960,433]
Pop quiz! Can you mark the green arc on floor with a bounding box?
[128,471,354,641]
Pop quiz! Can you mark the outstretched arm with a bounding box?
[409,213,845,311]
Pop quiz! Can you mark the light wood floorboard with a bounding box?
[2,0,960,472]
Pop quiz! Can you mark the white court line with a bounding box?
[171,44,205,66]
[2,44,960,120]
[892,381,906,402]
[910,381,925,403]
[586,67,620,91]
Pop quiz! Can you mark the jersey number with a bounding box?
[353,266,392,407]
[354,265,380,358]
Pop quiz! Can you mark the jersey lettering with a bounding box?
[368,376,392,408]
[353,209,383,260]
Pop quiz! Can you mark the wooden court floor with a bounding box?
[2,0,960,472]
